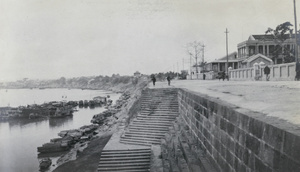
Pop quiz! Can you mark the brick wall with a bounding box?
[178,88,300,172]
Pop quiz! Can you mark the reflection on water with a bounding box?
[48,116,73,128]
[8,118,47,128]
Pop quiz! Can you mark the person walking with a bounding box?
[167,76,171,86]
[264,65,270,81]
[203,73,206,80]
[151,76,156,86]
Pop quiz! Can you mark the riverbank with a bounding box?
[50,79,148,172]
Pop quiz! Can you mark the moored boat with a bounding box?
[39,158,52,170]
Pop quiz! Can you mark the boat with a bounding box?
[39,158,52,170]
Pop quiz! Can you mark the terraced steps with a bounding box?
[98,149,151,172]
[120,88,179,147]
[98,88,179,172]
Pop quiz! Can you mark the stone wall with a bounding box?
[178,88,300,172]
[229,62,296,81]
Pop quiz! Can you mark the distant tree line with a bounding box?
[0,74,145,89]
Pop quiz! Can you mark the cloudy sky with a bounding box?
[0,0,299,81]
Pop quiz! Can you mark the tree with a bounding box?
[186,41,203,74]
[265,22,295,63]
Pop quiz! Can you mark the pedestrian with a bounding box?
[264,65,270,81]
[222,71,226,81]
[203,73,206,80]
[151,76,156,86]
[296,62,300,81]
[167,76,171,86]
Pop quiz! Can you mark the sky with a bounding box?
[0,0,299,81]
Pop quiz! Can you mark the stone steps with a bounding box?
[98,149,151,172]
[140,111,179,114]
[128,126,170,132]
[121,135,161,143]
[125,131,166,137]
[138,114,178,118]
[128,129,168,134]
[120,138,158,145]
[124,133,164,139]
[133,119,174,125]
[136,116,176,121]
[131,121,173,126]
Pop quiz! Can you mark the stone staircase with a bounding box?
[120,89,179,146]
[98,148,151,172]
[98,88,178,172]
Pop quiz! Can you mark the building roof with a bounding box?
[242,53,273,63]
[209,52,239,63]
[250,34,291,41]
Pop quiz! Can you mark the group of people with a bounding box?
[151,76,171,86]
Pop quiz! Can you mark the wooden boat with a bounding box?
[39,158,52,170]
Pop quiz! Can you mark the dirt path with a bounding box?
[53,132,112,172]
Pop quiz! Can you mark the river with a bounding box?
[0,88,120,172]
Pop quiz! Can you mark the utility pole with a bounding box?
[177,62,179,78]
[195,47,198,78]
[225,28,229,80]
[202,44,205,63]
[202,44,205,71]
[182,58,184,70]
[294,0,299,63]
[189,53,192,80]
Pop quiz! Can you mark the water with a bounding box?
[0,89,120,172]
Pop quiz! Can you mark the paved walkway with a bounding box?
[149,80,300,126]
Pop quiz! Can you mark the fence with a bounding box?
[229,62,296,81]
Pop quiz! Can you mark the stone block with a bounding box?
[226,149,235,168]
[228,110,239,126]
[203,109,208,119]
[212,137,221,153]
[235,142,244,160]
[239,114,250,132]
[245,134,261,155]
[220,144,226,159]
[238,129,246,147]
[220,118,227,132]
[227,137,235,153]
[214,115,220,127]
[220,130,228,146]
[239,163,247,172]
[282,131,300,165]
[258,144,274,168]
[249,118,264,139]
[243,149,250,165]
[273,153,300,172]
[227,122,235,138]
[272,148,281,170]
[203,99,208,108]
[255,156,272,172]
[283,131,295,160]
[247,152,255,170]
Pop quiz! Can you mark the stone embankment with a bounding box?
[51,79,149,171]
[97,88,181,172]
[96,84,300,172]
[175,88,300,172]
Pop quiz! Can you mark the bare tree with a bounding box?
[186,41,203,75]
